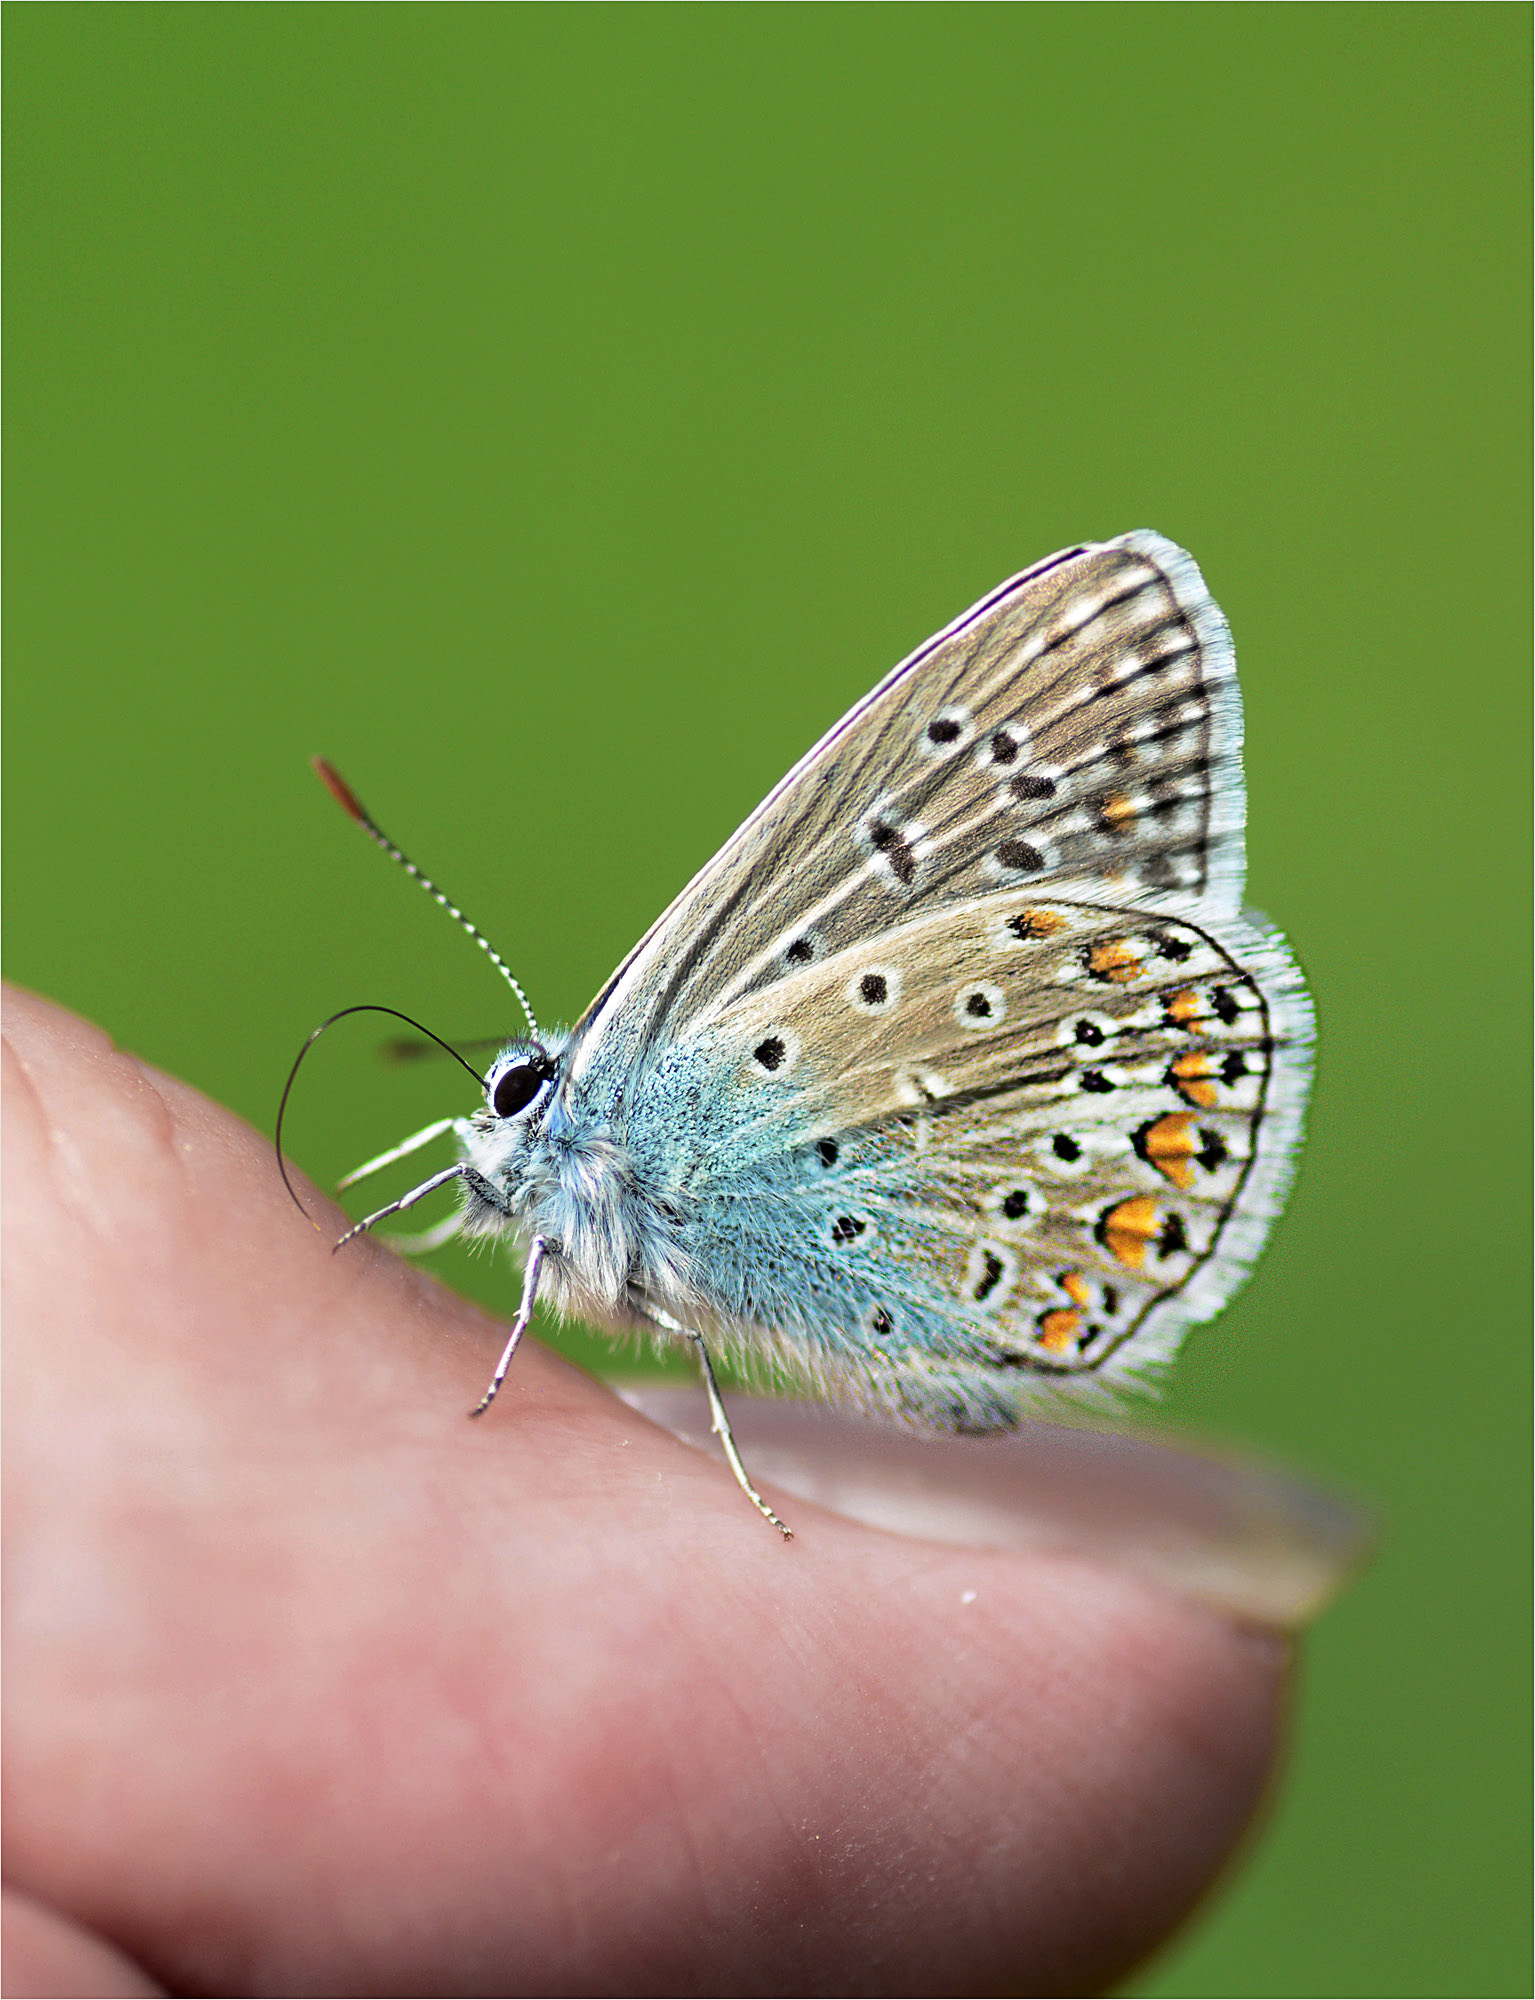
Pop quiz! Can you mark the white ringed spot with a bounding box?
[857,802,927,890]
[1057,1008,1117,1053]
[847,965,903,1015]
[976,721,1032,771]
[746,1027,801,1079]
[918,704,974,758]
[986,1182,1039,1225]
[1037,1128,1091,1178]
[954,981,1006,1029]
[780,931,821,970]
[964,1241,1018,1310]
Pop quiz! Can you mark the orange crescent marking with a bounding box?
[1171,1051,1218,1108]
[1089,939,1145,984]
[1144,1112,1198,1189]
[1103,1194,1161,1270]
[1038,1309,1082,1353]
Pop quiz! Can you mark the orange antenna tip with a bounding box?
[312,757,367,824]
[306,758,539,1038]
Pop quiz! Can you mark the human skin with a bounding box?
[4,986,1289,1997]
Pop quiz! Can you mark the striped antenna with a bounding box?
[312,758,539,1039]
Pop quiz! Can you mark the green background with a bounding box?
[7,8,1529,1995]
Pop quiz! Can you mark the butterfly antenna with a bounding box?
[312,758,539,1038]
[275,1002,488,1226]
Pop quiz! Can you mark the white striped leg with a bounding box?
[333,1161,512,1252]
[332,1164,470,1251]
[468,1236,547,1418]
[645,1307,793,1540]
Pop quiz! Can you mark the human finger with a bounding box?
[6,986,1300,1997]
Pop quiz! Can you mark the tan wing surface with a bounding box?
[569,532,1246,1096]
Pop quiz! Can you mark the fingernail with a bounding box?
[617,1387,1372,1630]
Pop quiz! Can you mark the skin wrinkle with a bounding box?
[1,1031,69,1226]
[4,986,1287,1997]
[5,1014,184,1246]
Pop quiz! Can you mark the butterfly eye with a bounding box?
[489,1047,555,1120]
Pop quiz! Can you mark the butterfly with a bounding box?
[290,532,1313,1538]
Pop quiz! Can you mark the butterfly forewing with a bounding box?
[568,532,1244,1092]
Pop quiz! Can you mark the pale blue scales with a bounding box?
[302,532,1314,1535]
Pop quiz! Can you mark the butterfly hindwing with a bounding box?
[662,893,1309,1423]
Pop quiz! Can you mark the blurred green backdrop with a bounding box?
[7,8,1529,1996]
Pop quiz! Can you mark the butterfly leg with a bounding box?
[332,1162,477,1250]
[644,1307,793,1540]
[468,1235,547,1419]
[336,1116,470,1193]
[333,1159,515,1248]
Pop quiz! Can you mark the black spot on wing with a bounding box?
[869,820,916,885]
[1195,1129,1228,1171]
[972,1252,1005,1301]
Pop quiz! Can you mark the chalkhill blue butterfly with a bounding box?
[285,533,1313,1537]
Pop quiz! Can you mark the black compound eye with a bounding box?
[490,1049,553,1120]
